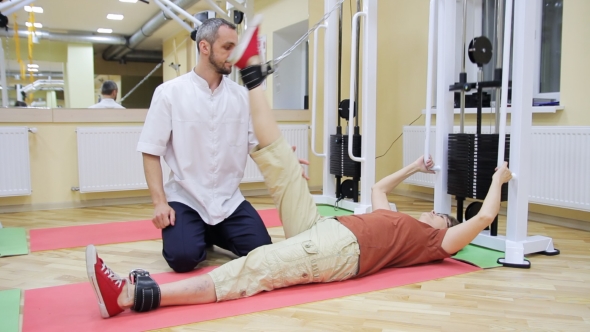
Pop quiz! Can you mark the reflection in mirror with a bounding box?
[4,59,65,108]
[0,0,308,109]
[272,20,309,110]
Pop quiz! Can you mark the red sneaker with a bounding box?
[228,14,263,69]
[86,244,127,318]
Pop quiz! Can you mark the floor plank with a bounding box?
[1,194,589,331]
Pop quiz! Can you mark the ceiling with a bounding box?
[5,0,214,52]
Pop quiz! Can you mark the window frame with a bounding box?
[454,0,561,102]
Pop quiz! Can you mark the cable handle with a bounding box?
[347,11,366,163]
[311,24,328,158]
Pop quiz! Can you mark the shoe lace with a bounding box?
[101,262,124,287]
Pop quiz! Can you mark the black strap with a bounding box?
[240,63,271,90]
[129,269,161,312]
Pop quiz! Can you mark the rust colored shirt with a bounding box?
[337,209,450,278]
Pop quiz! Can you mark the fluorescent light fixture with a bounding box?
[107,14,124,20]
[25,22,43,28]
[97,28,113,34]
[24,6,44,13]
[119,0,138,3]
[27,68,39,72]
[27,64,39,68]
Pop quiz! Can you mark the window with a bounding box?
[535,0,563,99]
[456,0,563,103]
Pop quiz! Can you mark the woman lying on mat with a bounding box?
[86,15,513,318]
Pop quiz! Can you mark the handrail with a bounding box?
[347,11,366,162]
[311,24,328,158]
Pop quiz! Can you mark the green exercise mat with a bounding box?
[0,228,29,257]
[0,289,21,332]
[317,204,354,217]
[452,244,506,269]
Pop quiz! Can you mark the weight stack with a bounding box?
[447,133,510,201]
[329,134,362,178]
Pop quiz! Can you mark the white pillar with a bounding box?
[433,0,456,214]
[506,0,537,242]
[320,0,339,199]
[357,0,377,206]
[64,43,95,108]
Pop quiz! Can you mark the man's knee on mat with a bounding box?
[163,243,208,273]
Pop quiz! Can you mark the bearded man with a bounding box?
[137,18,275,273]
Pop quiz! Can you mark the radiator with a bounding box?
[403,126,590,212]
[76,125,309,192]
[241,124,309,183]
[0,127,32,197]
[76,127,146,193]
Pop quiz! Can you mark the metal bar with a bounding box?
[460,0,468,133]
[338,4,343,129]
[497,0,513,167]
[3,0,35,16]
[354,0,361,127]
[311,25,328,157]
[0,0,27,12]
[120,61,164,102]
[347,11,366,162]
[0,41,8,107]
[226,0,247,13]
[157,0,205,26]
[202,0,232,20]
[424,0,437,164]
[494,0,505,133]
[154,0,194,32]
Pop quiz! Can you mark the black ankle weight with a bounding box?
[240,64,268,90]
[129,269,161,312]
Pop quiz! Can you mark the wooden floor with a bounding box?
[1,194,589,331]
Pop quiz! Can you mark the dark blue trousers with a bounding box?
[162,200,272,272]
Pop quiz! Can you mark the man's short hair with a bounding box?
[101,80,118,95]
[194,18,236,54]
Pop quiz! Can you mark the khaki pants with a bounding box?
[208,137,360,301]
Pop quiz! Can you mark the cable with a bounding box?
[273,0,346,66]
[375,114,423,159]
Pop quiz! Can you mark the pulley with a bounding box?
[340,180,358,200]
[338,99,357,120]
[468,36,493,67]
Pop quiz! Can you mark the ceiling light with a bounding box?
[27,68,39,72]
[24,6,44,13]
[119,0,138,3]
[27,64,39,68]
[107,14,124,20]
[97,28,113,34]
[25,22,43,28]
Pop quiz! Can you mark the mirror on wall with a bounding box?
[2,59,65,108]
[272,20,309,110]
[0,0,308,109]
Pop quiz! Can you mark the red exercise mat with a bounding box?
[29,209,282,252]
[23,259,479,332]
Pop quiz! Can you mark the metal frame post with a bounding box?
[433,0,456,215]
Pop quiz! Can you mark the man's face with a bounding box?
[206,25,238,75]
